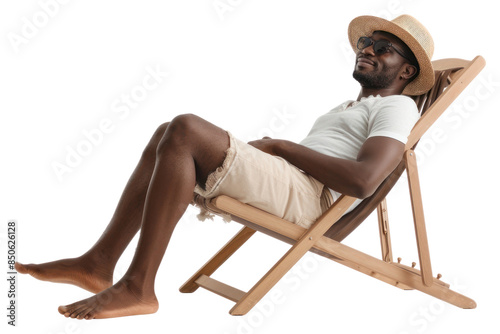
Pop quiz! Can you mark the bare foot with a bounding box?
[15,256,113,294]
[58,278,159,320]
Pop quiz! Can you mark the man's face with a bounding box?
[352,31,409,90]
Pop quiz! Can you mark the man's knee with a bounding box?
[168,113,202,133]
[156,113,200,156]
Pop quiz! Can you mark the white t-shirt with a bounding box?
[299,94,420,207]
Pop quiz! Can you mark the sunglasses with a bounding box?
[357,36,410,61]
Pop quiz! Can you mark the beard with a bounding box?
[352,67,399,90]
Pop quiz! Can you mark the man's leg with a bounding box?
[15,122,171,293]
[57,114,230,319]
[16,123,195,293]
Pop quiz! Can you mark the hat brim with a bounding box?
[348,16,434,96]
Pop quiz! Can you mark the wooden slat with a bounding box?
[195,274,246,303]
[179,226,255,293]
[431,58,471,71]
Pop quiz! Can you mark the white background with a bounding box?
[1,1,499,333]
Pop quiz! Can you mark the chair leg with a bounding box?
[179,226,255,293]
[405,150,433,287]
[229,233,314,315]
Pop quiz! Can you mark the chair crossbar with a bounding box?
[195,274,246,303]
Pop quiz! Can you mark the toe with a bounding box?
[69,305,87,319]
[70,308,83,319]
[74,306,92,320]
[58,304,74,315]
[58,304,80,317]
[58,305,68,315]
[14,262,28,274]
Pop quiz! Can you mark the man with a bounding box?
[16,14,434,320]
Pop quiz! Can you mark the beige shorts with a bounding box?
[193,132,333,229]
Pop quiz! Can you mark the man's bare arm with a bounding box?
[248,136,405,199]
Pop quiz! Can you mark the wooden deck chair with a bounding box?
[181,56,486,315]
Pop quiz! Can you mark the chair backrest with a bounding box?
[324,56,486,241]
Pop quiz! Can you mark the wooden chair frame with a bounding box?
[180,56,486,315]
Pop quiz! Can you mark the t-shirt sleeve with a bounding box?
[367,96,420,144]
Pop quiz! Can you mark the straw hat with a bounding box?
[348,14,434,96]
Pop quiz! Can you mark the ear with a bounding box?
[400,63,418,81]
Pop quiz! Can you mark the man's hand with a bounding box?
[247,137,279,155]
